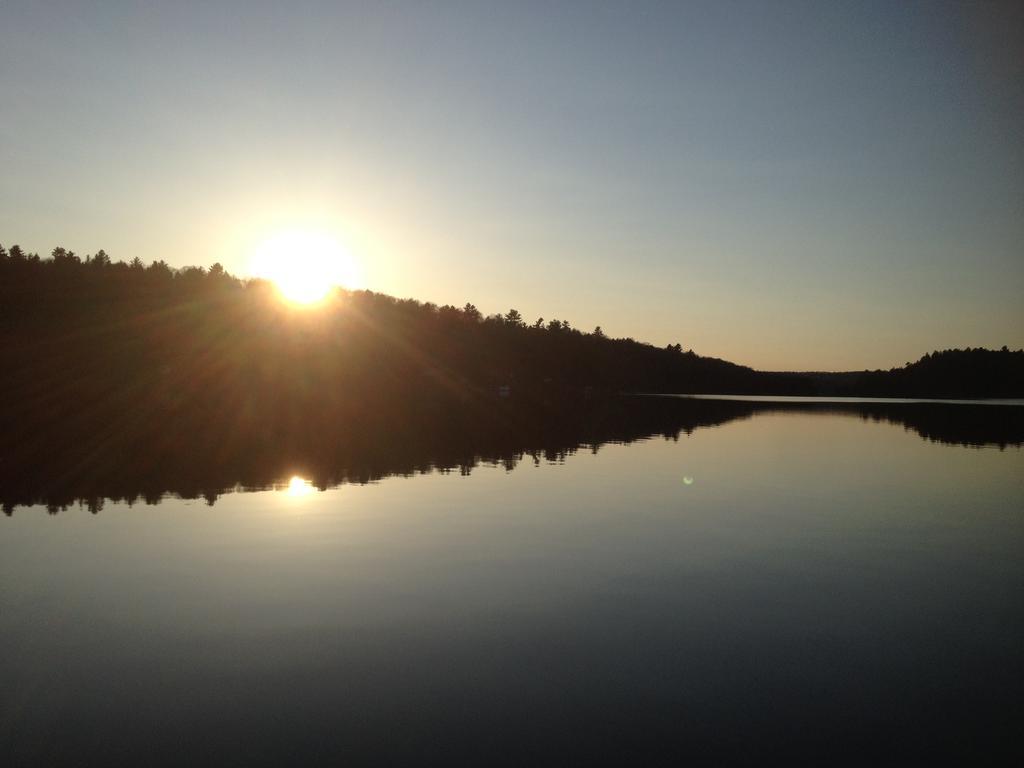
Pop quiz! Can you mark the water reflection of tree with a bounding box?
[2,396,1020,515]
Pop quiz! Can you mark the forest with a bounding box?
[2,245,1021,405]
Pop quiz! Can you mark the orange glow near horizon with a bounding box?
[249,230,363,306]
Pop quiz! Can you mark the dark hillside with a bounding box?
[1,245,1020,441]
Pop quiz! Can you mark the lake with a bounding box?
[2,397,1022,765]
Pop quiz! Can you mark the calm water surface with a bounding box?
[2,407,1022,764]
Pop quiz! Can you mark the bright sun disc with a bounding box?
[249,230,362,305]
[286,475,315,497]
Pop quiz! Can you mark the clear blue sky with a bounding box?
[1,1,1021,370]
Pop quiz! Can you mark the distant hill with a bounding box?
[765,348,1024,399]
[832,348,1024,399]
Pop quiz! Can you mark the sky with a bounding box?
[1,0,1021,371]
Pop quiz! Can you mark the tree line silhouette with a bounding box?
[3,245,1020,402]
[1,244,1022,512]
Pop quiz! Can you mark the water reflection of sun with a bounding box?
[249,230,363,306]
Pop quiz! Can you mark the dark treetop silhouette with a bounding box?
[1,245,1022,510]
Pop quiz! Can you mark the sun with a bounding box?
[249,230,363,305]
[285,475,315,497]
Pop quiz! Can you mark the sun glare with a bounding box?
[249,230,363,306]
[285,475,316,497]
